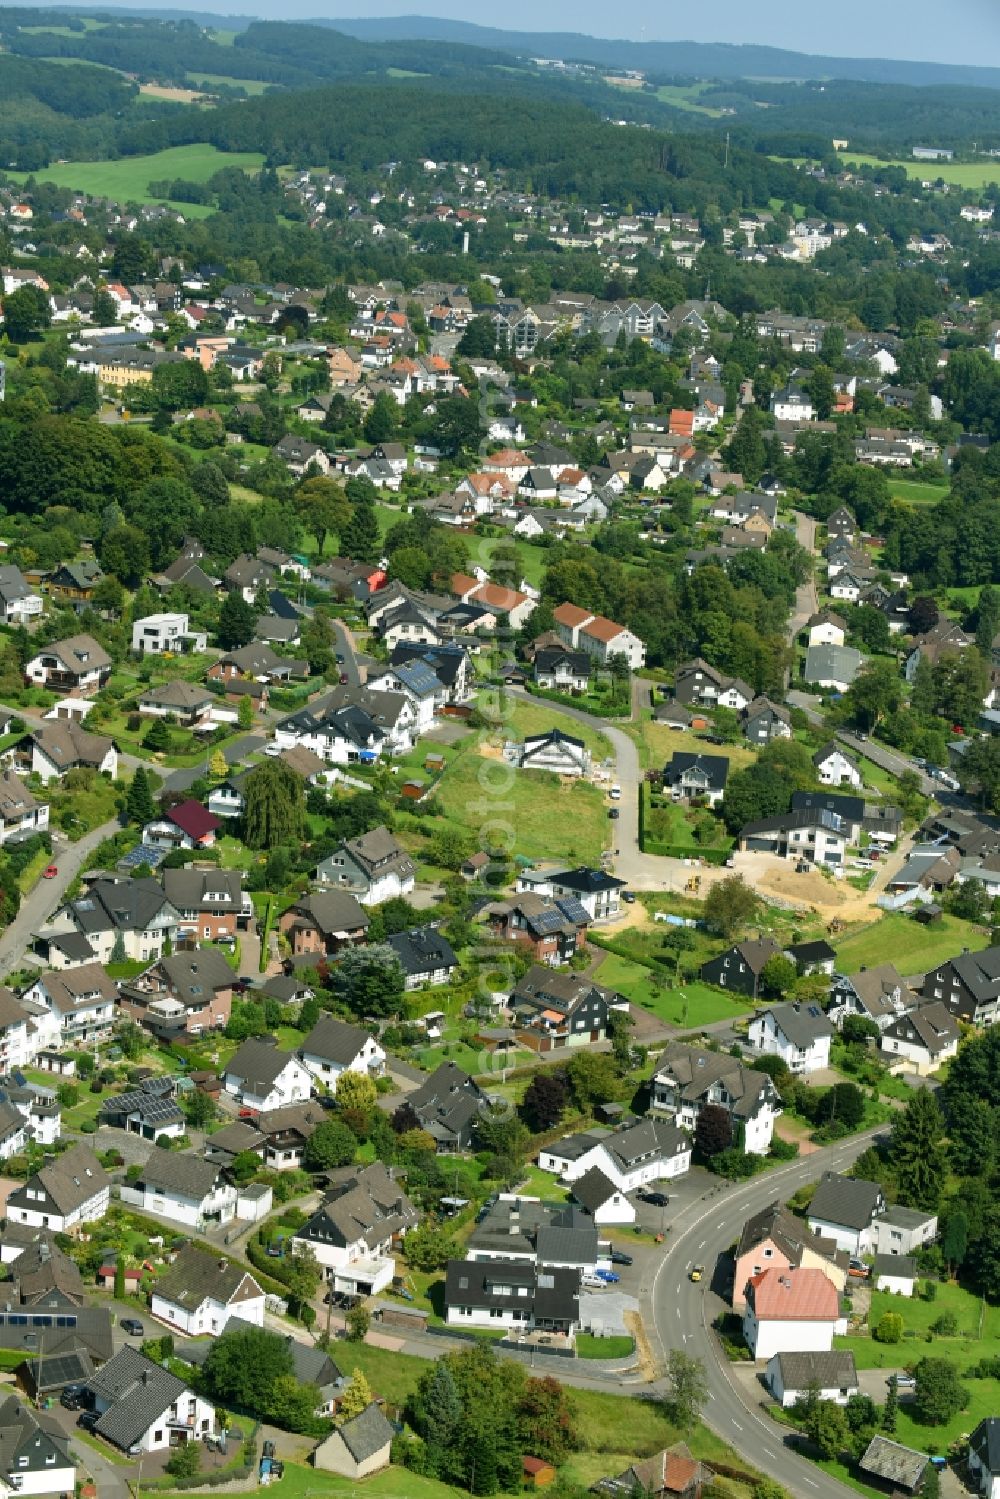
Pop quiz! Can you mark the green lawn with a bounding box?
[576,1334,635,1359]
[889,477,950,506]
[186,71,272,94]
[594,952,753,1028]
[6,145,265,208]
[513,1163,575,1202]
[655,82,724,115]
[157,1462,468,1499]
[837,151,1000,189]
[502,697,613,762]
[832,912,989,976]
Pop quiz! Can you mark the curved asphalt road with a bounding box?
[650,1128,882,1499]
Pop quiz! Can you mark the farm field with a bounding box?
[832,911,989,976]
[655,82,724,115]
[7,145,265,209]
[838,151,1000,188]
[187,71,272,94]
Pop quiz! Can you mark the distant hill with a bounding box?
[322,15,1000,91]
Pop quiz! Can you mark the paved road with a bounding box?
[787,510,819,642]
[333,618,362,686]
[835,729,938,797]
[0,816,122,976]
[651,1127,883,1499]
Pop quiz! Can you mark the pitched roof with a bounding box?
[9,1144,109,1218]
[154,1244,262,1311]
[809,1172,883,1231]
[290,891,370,936]
[336,1403,395,1464]
[747,1266,839,1321]
[223,1038,300,1092]
[570,1166,621,1214]
[757,1001,834,1047]
[163,801,220,841]
[736,1201,842,1268]
[138,1150,223,1202]
[300,1015,376,1067]
[858,1436,927,1490]
[33,633,111,674]
[87,1346,190,1451]
[385,924,457,977]
[29,721,113,771]
[771,1350,857,1391]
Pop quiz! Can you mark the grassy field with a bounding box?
[655,82,724,115]
[837,151,1000,188]
[594,951,753,1029]
[187,71,272,94]
[889,477,950,506]
[7,145,264,209]
[626,717,758,774]
[836,1280,1000,1452]
[832,911,989,976]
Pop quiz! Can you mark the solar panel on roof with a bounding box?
[532,910,565,934]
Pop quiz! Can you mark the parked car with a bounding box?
[580,1274,606,1290]
[120,1318,144,1336]
[621,891,635,903]
[60,1385,84,1410]
[639,1189,669,1207]
[43,864,58,879]
[848,1258,870,1279]
[78,1411,100,1432]
[890,1374,916,1388]
[266,1236,285,1259]
[594,1269,620,1284]
[608,808,619,820]
[609,1249,633,1266]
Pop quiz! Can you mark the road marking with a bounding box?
[697,1239,706,1249]
[730,1421,743,1432]
[802,1478,818,1488]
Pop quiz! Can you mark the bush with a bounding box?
[769,1137,799,1161]
[79,1119,97,1134]
[930,1311,958,1336]
[874,1313,904,1344]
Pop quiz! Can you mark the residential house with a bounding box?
[84,1346,215,1454]
[732,1202,847,1313]
[254,1102,326,1171]
[386,925,458,990]
[663,752,729,807]
[746,1002,835,1075]
[765,1351,859,1409]
[593,1443,711,1499]
[46,561,105,613]
[537,1117,692,1192]
[921,947,1000,1025]
[0,990,35,1074]
[24,635,111,697]
[138,682,215,727]
[553,602,646,669]
[486,893,590,966]
[743,1266,845,1360]
[904,620,972,683]
[513,729,591,778]
[6,1144,110,1232]
[813,743,863,788]
[292,1162,418,1296]
[743,697,792,746]
[569,1167,637,1226]
[829,964,919,1031]
[738,807,850,868]
[466,1197,601,1274]
[278,891,369,957]
[274,687,415,764]
[35,875,182,971]
[0,1394,76,1497]
[807,1172,887,1255]
[803,644,863,692]
[150,1243,265,1336]
[407,1061,487,1154]
[161,868,250,943]
[272,434,331,477]
[314,827,415,906]
[0,566,42,626]
[515,866,626,923]
[511,966,622,1049]
[20,964,117,1048]
[444,1259,579,1336]
[650,1043,781,1155]
[98,1083,185,1141]
[0,772,48,844]
[968,1419,1000,1499]
[700,939,782,999]
[299,1015,385,1095]
[23,722,117,784]
[880,1002,959,1075]
[313,1404,395,1480]
[142,800,220,852]
[534,648,591,695]
[807,611,847,648]
[119,947,235,1037]
[130,613,207,656]
[122,1152,237,1232]
[221,1038,313,1113]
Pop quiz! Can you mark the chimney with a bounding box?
[218,1258,227,1271]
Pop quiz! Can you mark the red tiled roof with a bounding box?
[747,1266,839,1321]
[167,800,221,841]
[553,602,592,628]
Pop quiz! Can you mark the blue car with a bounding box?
[595,1269,620,1284]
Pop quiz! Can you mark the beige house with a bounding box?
[313,1404,394,1479]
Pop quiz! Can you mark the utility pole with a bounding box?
[724,132,730,170]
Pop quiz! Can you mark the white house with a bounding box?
[131,612,207,656]
[880,1002,959,1076]
[24,634,111,697]
[967,1418,1000,1499]
[765,1350,859,1409]
[0,1394,76,1497]
[25,721,117,784]
[121,1152,237,1232]
[813,744,863,789]
[292,1163,418,1297]
[5,1144,110,1231]
[807,613,846,648]
[220,1038,313,1113]
[870,1205,938,1258]
[299,1015,386,1094]
[807,1172,887,1256]
[21,964,117,1048]
[746,1002,834,1076]
[0,772,48,846]
[314,827,415,906]
[444,1258,580,1336]
[553,602,646,668]
[514,729,591,777]
[150,1243,265,1336]
[569,1166,637,1225]
[86,1346,215,1455]
[743,1266,845,1361]
[537,1118,691,1193]
[650,1043,781,1155]
[874,1253,917,1297]
[0,989,35,1074]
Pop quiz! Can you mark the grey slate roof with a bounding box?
[858,1435,927,1491]
[154,1244,262,1312]
[760,1001,835,1048]
[338,1403,395,1463]
[7,1144,109,1219]
[223,1037,298,1092]
[873,1253,917,1280]
[386,924,457,978]
[970,1418,1000,1478]
[138,1150,223,1203]
[87,1346,191,1451]
[570,1166,620,1214]
[809,1172,884,1232]
[771,1350,857,1392]
[301,1015,375,1066]
[0,1395,74,1478]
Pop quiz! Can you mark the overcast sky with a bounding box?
[121,0,996,67]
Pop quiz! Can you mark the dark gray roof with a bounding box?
[809,1173,884,1232]
[162,867,243,912]
[664,752,730,792]
[156,947,235,1006]
[874,1254,917,1279]
[444,1258,578,1323]
[337,1403,395,1463]
[971,1418,1000,1478]
[771,1350,857,1391]
[300,1015,374,1066]
[859,1436,927,1491]
[88,1346,190,1451]
[6,1144,109,1219]
[0,1395,73,1476]
[155,1246,262,1313]
[757,1001,834,1048]
[535,1222,597,1266]
[137,1151,224,1203]
[297,1163,418,1253]
[386,924,457,978]
[223,1037,298,1092]
[570,1166,620,1214]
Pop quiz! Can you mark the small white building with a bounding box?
[514,729,591,777]
[131,612,207,656]
[570,1166,637,1225]
[814,744,864,789]
[220,1038,313,1113]
[765,1350,859,1408]
[874,1253,917,1297]
[743,1266,845,1361]
[299,1015,386,1093]
[747,1001,834,1076]
[150,1243,266,1336]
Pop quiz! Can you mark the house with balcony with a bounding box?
[486,892,590,965]
[534,648,591,695]
[0,1394,76,1497]
[84,1346,216,1455]
[0,565,43,626]
[314,827,415,906]
[829,963,920,1031]
[292,1162,418,1297]
[7,1143,110,1232]
[444,1259,579,1337]
[161,868,251,942]
[299,1016,386,1095]
[24,635,111,697]
[20,963,117,1048]
[35,877,180,968]
[119,947,235,1038]
[121,1152,237,1231]
[880,1002,959,1076]
[220,1038,313,1113]
[255,1102,326,1170]
[663,752,729,807]
[514,729,591,778]
[142,800,220,852]
[650,1043,781,1155]
[538,1117,692,1192]
[0,988,35,1073]
[131,612,207,656]
[150,1243,265,1337]
[0,771,48,845]
[511,966,624,1050]
[746,1002,834,1075]
[515,866,626,923]
[138,681,216,727]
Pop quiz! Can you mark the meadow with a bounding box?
[8,145,265,213]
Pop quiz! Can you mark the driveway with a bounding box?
[786,511,818,643]
[0,816,123,977]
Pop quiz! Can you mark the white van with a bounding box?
[609,784,621,800]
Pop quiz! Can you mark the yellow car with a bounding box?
[689,1265,704,1282]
